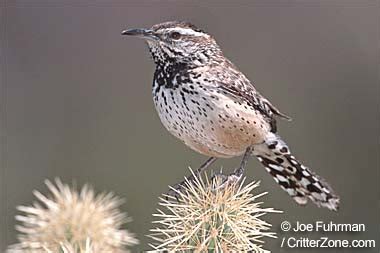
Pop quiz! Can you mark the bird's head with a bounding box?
[122,21,223,67]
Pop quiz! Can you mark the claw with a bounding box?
[165,157,217,202]
[165,184,182,202]
[211,169,244,192]
[165,172,199,202]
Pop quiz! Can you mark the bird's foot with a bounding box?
[165,157,217,201]
[165,171,200,201]
[211,168,244,192]
[165,169,244,201]
[210,146,251,191]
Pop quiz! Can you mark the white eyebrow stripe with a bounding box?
[165,27,205,37]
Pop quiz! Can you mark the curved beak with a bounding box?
[121,28,158,41]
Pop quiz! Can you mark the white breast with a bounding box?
[152,81,270,158]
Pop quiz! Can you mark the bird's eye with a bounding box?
[170,32,181,40]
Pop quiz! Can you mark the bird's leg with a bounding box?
[212,146,254,190]
[166,157,217,200]
[196,156,218,176]
[232,145,254,179]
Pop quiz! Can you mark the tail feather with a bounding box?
[253,133,340,211]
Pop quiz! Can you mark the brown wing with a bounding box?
[218,83,291,133]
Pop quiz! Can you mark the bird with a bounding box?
[122,21,339,211]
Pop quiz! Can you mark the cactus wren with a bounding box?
[122,21,339,210]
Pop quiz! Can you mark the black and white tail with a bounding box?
[253,133,339,211]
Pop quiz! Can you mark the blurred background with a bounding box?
[1,1,379,252]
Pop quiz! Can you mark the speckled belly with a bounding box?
[153,84,271,158]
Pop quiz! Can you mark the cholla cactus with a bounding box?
[149,170,281,252]
[7,179,138,253]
